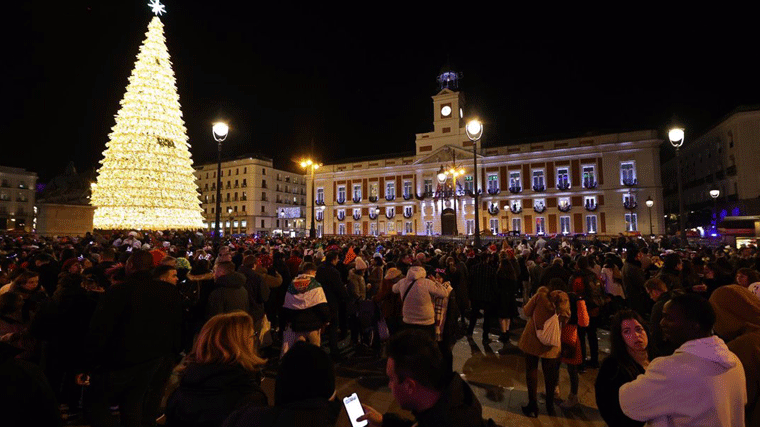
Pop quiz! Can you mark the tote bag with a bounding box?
[534,313,561,347]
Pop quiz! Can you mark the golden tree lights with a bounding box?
[91,16,204,230]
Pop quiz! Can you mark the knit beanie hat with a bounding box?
[175,257,191,271]
[354,257,367,271]
[275,342,335,405]
[150,249,167,267]
[710,285,760,342]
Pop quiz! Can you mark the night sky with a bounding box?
[4,2,757,183]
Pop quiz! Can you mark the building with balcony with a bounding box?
[307,69,665,237]
[0,166,37,232]
[661,107,760,233]
[194,154,306,236]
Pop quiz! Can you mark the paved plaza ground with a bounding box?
[260,317,612,427]
[72,317,612,427]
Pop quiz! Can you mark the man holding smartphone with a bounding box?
[358,330,487,427]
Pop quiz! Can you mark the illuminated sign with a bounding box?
[279,207,301,219]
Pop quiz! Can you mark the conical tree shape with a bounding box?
[92,16,203,230]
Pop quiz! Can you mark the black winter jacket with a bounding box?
[207,273,250,318]
[166,363,267,427]
[85,271,182,371]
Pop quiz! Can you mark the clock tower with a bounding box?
[415,66,467,156]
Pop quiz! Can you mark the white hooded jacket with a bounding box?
[619,335,747,427]
[392,266,450,326]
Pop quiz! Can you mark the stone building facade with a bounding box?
[194,154,306,236]
[308,75,664,238]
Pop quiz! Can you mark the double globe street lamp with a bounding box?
[212,122,229,245]
[437,162,465,236]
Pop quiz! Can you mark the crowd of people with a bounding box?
[0,230,758,426]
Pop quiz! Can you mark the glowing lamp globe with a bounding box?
[668,128,684,148]
[710,189,720,199]
[466,119,483,141]
[212,122,229,141]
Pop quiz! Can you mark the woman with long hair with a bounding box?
[594,310,651,427]
[496,257,519,342]
[518,279,569,417]
[165,311,267,427]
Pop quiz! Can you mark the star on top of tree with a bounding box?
[148,0,166,16]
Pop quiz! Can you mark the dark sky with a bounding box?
[4,2,757,182]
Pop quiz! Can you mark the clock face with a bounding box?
[459,107,463,118]
[441,105,452,117]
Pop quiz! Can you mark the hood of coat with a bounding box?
[215,272,246,289]
[677,335,741,370]
[405,266,427,281]
[181,362,255,390]
[348,268,364,280]
[710,284,760,341]
[186,271,214,282]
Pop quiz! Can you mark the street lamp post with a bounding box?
[466,119,483,248]
[300,159,321,239]
[646,196,654,237]
[669,128,686,244]
[710,189,720,232]
[212,122,229,245]
[375,207,380,236]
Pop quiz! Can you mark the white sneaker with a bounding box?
[560,393,579,409]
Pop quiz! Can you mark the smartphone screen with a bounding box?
[342,393,367,427]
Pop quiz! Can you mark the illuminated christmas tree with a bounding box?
[91,1,204,230]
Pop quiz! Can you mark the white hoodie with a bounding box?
[620,335,747,427]
[392,266,450,326]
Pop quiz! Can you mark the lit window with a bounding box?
[625,213,638,232]
[403,181,412,197]
[532,170,545,190]
[386,181,395,197]
[582,165,596,188]
[587,215,598,233]
[557,167,570,189]
[536,217,546,235]
[509,171,521,189]
[620,162,636,184]
[490,218,499,234]
[560,216,571,234]
[487,174,499,191]
[463,176,473,193]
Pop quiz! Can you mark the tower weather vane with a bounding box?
[148,0,166,16]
